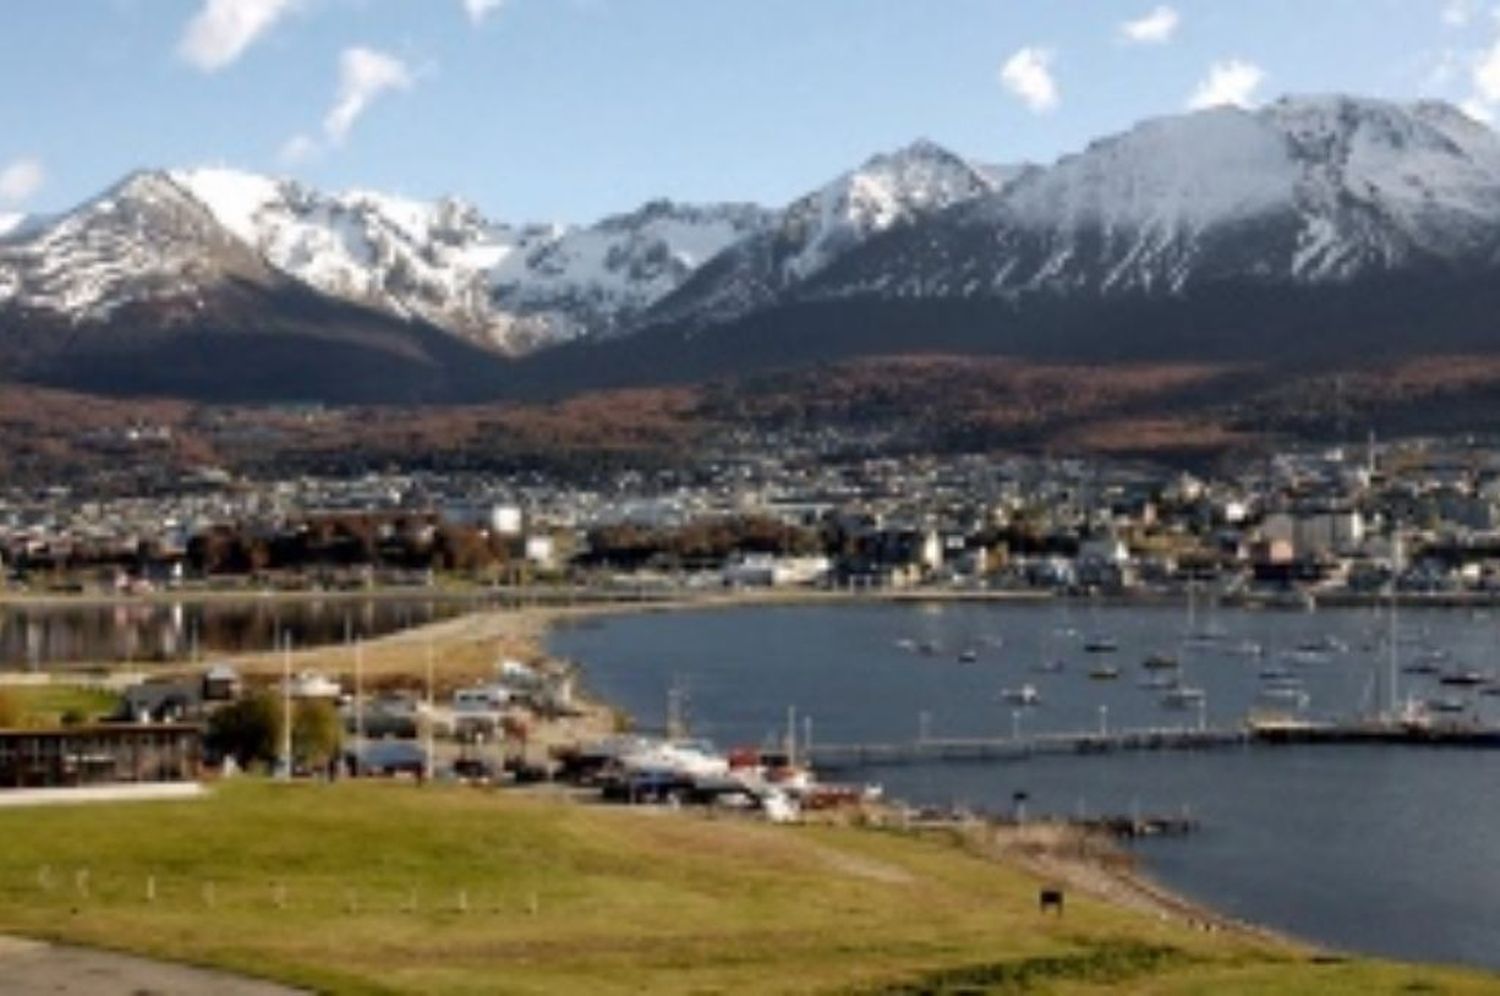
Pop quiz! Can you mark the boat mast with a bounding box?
[1386,582,1399,723]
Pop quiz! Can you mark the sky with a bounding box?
[3,0,1500,224]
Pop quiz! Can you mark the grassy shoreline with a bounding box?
[0,780,1494,995]
[8,591,1500,990]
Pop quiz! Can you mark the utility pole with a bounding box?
[354,631,365,777]
[280,630,292,780]
[424,640,436,783]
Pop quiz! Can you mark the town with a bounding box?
[6,430,1500,601]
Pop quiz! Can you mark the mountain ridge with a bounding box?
[7,94,1500,407]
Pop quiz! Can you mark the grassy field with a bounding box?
[0,683,119,726]
[0,782,1493,995]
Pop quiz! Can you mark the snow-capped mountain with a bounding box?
[0,167,770,356]
[0,171,277,323]
[641,139,1016,332]
[11,94,1500,406]
[809,96,1500,302]
[488,199,772,348]
[0,213,32,239]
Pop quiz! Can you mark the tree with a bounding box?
[0,690,23,729]
[206,693,280,769]
[293,700,343,772]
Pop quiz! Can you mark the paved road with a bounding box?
[0,936,302,995]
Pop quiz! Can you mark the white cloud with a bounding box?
[0,158,45,205]
[1120,6,1179,45]
[1442,0,1477,28]
[999,47,1059,114]
[277,133,320,166]
[462,0,505,25]
[323,46,414,146]
[1187,59,1265,110]
[178,0,297,73]
[1473,35,1500,103]
[1462,97,1495,124]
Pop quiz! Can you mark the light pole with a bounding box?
[279,630,292,781]
[424,640,436,784]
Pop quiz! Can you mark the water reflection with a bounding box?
[0,596,479,667]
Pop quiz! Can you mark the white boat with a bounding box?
[619,738,730,779]
[1257,687,1310,710]
[1160,686,1206,710]
[1001,684,1041,706]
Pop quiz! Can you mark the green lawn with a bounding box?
[0,781,1491,995]
[0,683,119,726]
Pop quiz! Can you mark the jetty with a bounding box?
[807,726,1250,770]
[807,718,1500,771]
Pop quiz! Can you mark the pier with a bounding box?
[807,719,1500,771]
[807,726,1250,770]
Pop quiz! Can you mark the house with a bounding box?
[0,724,201,788]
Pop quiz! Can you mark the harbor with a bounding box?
[556,596,1500,971]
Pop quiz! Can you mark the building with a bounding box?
[0,725,201,788]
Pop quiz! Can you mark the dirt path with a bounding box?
[0,935,302,994]
[975,821,1302,945]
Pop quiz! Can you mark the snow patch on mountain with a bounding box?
[0,171,269,322]
[816,96,1500,304]
[643,139,1009,331]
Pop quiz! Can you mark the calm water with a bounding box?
[551,600,1500,970]
[0,596,479,667]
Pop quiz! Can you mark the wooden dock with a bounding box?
[807,720,1500,771]
[807,726,1250,769]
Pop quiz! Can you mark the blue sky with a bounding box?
[2,0,1499,223]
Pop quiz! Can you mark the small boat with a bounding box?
[1001,684,1041,706]
[1087,665,1121,681]
[1439,670,1489,687]
[1262,674,1305,691]
[1258,664,1295,682]
[918,641,942,656]
[1139,674,1179,691]
[1402,659,1443,676]
[1226,639,1264,657]
[1297,635,1348,654]
[1481,684,1500,697]
[1032,659,1066,674]
[983,635,1005,649]
[1427,697,1469,714]
[1282,649,1331,667]
[956,649,979,664]
[1142,653,1179,671]
[1160,686,1206,709]
[1083,637,1119,654]
[895,638,917,652]
[1257,687,1310,710]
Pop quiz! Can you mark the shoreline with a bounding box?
[519,596,1317,952]
[0,588,1455,967]
[173,588,1303,948]
[5,579,1500,613]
